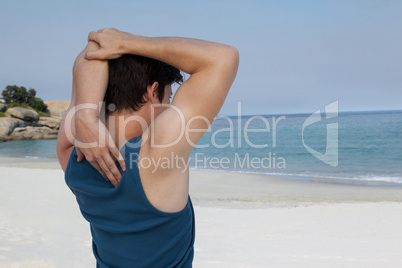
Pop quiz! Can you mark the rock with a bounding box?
[0,100,71,142]
[0,101,68,142]
[9,126,58,140]
[6,107,39,122]
[0,118,33,136]
[0,117,59,142]
[45,100,70,118]
[0,103,6,112]
[38,117,61,130]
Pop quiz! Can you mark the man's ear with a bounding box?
[146,82,159,103]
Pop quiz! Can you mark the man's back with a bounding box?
[65,136,195,267]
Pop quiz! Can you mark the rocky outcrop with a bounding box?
[0,118,59,142]
[0,103,6,112]
[0,107,61,142]
[38,117,61,130]
[0,118,33,136]
[8,126,58,140]
[6,107,39,122]
[45,100,70,118]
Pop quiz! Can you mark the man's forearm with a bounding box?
[86,29,238,92]
[122,35,236,75]
[73,41,108,116]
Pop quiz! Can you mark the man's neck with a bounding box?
[105,110,150,150]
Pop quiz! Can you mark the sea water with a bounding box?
[1,110,401,185]
[190,110,402,185]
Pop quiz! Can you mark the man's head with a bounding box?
[105,54,183,115]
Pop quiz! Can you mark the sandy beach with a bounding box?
[1,157,402,267]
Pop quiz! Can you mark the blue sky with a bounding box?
[0,0,401,115]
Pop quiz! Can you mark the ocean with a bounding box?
[1,110,401,186]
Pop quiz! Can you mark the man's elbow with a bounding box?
[72,41,103,75]
[219,45,239,81]
[227,46,239,67]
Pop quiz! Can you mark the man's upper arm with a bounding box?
[56,104,75,171]
[146,46,239,158]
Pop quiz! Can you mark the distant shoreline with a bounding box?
[0,155,61,169]
[1,155,401,190]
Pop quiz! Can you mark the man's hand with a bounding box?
[85,28,133,60]
[75,110,126,187]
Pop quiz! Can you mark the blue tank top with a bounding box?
[65,135,195,267]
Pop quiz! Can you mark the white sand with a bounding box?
[1,161,402,267]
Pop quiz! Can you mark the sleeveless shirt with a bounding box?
[65,135,195,267]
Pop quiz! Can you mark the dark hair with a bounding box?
[105,54,183,114]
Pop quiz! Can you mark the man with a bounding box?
[57,28,239,267]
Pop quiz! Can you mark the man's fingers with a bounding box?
[103,152,123,183]
[110,146,126,172]
[76,148,84,162]
[87,31,99,43]
[90,161,109,181]
[97,158,119,187]
[85,50,105,60]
